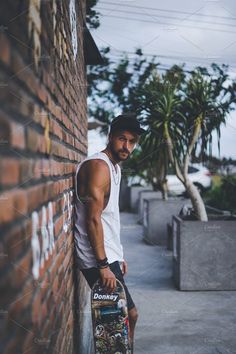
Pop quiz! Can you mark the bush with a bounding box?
[204,176,236,214]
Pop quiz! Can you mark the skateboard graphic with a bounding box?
[91,279,130,354]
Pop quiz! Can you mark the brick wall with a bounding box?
[0,0,88,353]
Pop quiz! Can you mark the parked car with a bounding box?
[127,164,212,195]
[167,164,212,195]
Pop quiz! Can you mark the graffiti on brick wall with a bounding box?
[63,190,73,233]
[31,202,54,279]
[31,191,74,279]
[69,0,78,60]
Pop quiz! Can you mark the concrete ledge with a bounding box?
[138,190,161,224]
[173,215,236,290]
[130,186,152,213]
[143,198,189,246]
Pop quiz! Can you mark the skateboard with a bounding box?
[91,278,131,354]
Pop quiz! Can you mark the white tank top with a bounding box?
[74,151,124,269]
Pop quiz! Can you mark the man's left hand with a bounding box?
[121,260,128,275]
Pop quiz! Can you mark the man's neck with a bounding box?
[101,148,119,167]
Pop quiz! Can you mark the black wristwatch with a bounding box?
[96,257,109,269]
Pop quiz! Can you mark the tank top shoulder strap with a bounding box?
[76,152,109,173]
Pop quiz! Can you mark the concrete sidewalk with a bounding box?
[120,212,236,354]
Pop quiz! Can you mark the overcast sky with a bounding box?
[88,0,236,159]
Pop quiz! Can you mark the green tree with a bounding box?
[87,48,158,131]
[86,0,100,29]
[139,64,236,220]
[137,66,185,199]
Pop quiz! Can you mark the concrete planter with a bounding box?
[129,185,152,212]
[143,198,189,246]
[138,190,161,224]
[172,215,236,290]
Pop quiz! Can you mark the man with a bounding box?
[74,113,145,351]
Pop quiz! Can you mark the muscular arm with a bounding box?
[84,160,108,260]
[78,159,116,291]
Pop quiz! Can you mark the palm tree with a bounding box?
[137,67,185,200]
[139,64,236,221]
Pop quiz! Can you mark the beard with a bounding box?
[110,143,130,162]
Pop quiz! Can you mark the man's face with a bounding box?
[109,130,139,162]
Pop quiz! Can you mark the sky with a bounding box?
[88,0,236,159]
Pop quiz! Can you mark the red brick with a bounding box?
[0,189,27,226]
[52,275,59,294]
[33,273,50,302]
[0,242,8,269]
[0,191,15,223]
[31,291,42,325]
[13,189,28,219]
[59,233,68,253]
[42,159,50,177]
[11,52,39,98]
[0,33,10,66]
[40,318,51,339]
[22,332,37,354]
[10,121,25,149]
[10,249,32,289]
[54,215,63,240]
[27,184,44,212]
[37,85,48,105]
[3,220,31,261]
[20,159,34,184]
[63,250,73,272]
[26,127,39,152]
[4,225,25,261]
[0,112,11,146]
[0,158,20,186]
[8,280,34,318]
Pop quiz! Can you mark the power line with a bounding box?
[108,55,233,72]
[102,50,236,72]
[97,6,236,28]
[99,1,236,21]
[100,55,191,73]
[98,23,236,65]
[110,48,229,63]
[99,13,236,34]
[107,54,207,72]
[92,34,236,68]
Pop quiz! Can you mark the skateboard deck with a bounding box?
[91,278,130,354]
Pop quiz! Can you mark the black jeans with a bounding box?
[81,261,135,311]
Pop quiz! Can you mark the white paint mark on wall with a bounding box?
[69,0,78,60]
[31,202,55,279]
[41,206,49,266]
[48,202,54,254]
[63,190,73,233]
[31,212,41,279]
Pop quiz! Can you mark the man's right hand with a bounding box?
[99,267,116,293]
